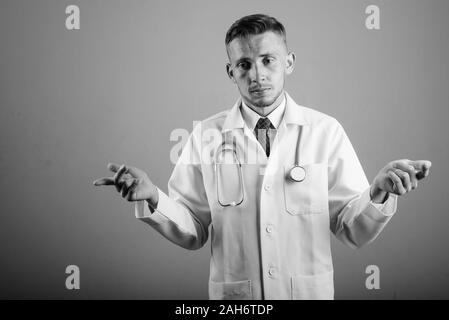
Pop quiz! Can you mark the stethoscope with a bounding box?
[214,139,245,207]
[288,126,306,182]
[214,126,306,207]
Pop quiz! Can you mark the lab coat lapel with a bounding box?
[283,92,309,127]
[222,97,268,166]
[221,98,245,133]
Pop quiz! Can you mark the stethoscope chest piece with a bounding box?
[289,165,306,182]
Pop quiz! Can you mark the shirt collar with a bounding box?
[221,91,309,133]
[240,94,286,131]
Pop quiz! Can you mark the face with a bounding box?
[226,31,295,112]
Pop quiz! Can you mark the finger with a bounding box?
[123,178,137,198]
[415,161,431,180]
[394,170,410,192]
[416,170,427,180]
[115,181,123,193]
[115,177,127,193]
[126,179,139,201]
[394,169,412,192]
[121,181,131,198]
[393,162,418,189]
[388,170,407,195]
[114,165,127,188]
[408,160,432,176]
[107,162,122,173]
[93,177,114,186]
[422,161,432,178]
[121,179,133,198]
[116,176,133,193]
[124,166,144,179]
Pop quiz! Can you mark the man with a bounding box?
[93,14,431,300]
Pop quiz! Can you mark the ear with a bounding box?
[285,51,296,75]
[226,63,236,83]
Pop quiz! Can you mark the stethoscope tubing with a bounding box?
[214,139,245,207]
[215,125,306,207]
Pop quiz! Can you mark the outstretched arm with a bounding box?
[93,159,211,250]
[328,122,431,249]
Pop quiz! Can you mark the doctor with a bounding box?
[93,14,431,300]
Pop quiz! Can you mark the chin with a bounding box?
[244,91,278,108]
[257,97,277,108]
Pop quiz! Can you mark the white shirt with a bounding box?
[240,93,286,131]
[135,92,397,300]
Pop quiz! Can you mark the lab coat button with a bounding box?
[268,268,276,276]
[266,225,273,233]
[264,184,271,191]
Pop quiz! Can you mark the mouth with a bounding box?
[249,87,271,95]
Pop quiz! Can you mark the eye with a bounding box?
[237,61,250,70]
[263,57,275,65]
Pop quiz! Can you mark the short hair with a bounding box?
[225,14,287,47]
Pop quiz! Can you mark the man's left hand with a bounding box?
[370,159,432,203]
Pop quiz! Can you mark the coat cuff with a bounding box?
[134,188,170,225]
[362,187,398,222]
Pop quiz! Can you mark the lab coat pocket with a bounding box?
[291,271,334,300]
[209,279,253,300]
[283,163,328,215]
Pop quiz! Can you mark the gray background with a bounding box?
[0,0,448,299]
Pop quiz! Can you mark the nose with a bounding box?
[249,62,267,83]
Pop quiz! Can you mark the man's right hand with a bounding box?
[93,163,159,207]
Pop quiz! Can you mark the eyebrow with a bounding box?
[234,53,277,64]
[259,53,276,57]
[235,57,251,65]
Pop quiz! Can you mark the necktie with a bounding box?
[254,117,276,157]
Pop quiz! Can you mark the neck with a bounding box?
[244,91,285,117]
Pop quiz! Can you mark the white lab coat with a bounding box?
[135,92,397,300]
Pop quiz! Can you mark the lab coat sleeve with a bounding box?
[134,125,211,250]
[327,121,398,249]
